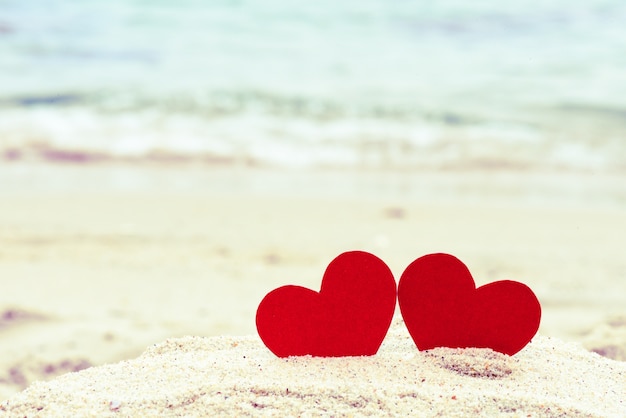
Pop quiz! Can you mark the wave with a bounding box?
[0,90,475,124]
[0,99,623,173]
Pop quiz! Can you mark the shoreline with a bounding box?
[1,162,624,209]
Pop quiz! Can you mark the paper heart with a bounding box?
[256,251,396,357]
[398,253,541,356]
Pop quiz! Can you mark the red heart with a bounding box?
[398,253,541,355]
[256,251,396,357]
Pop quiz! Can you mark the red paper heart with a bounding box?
[398,253,541,355]
[256,251,396,357]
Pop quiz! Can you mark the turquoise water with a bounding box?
[1,0,625,170]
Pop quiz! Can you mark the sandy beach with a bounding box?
[0,164,625,413]
[2,1,626,415]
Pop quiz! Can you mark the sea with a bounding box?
[1,0,625,172]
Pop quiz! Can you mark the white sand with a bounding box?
[0,165,625,409]
[1,320,624,417]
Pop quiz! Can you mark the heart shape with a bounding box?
[256,251,396,357]
[398,253,541,355]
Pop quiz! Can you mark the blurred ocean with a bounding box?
[0,0,625,171]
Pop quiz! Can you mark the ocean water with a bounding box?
[0,0,625,171]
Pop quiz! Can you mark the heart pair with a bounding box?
[256,251,541,358]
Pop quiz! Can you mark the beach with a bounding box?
[1,164,625,411]
[1,1,626,414]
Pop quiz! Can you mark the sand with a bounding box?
[0,164,625,414]
[1,320,624,417]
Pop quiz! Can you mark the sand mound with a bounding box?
[1,321,624,417]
